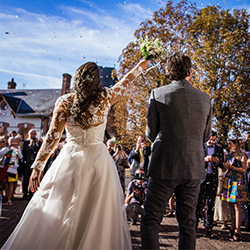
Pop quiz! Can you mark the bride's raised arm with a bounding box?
[108,60,148,105]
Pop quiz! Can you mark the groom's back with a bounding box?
[146,79,211,180]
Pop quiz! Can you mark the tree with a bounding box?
[114,0,196,150]
[113,1,250,149]
[187,6,250,141]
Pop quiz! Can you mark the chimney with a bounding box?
[61,73,72,95]
[7,78,17,89]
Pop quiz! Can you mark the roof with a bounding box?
[0,66,117,118]
[0,89,61,117]
[99,66,117,87]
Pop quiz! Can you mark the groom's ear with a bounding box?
[187,68,191,76]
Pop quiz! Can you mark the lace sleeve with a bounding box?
[31,97,67,171]
[108,64,143,105]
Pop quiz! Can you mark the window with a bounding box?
[1,101,8,111]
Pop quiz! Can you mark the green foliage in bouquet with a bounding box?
[139,35,167,60]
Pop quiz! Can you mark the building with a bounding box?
[0,66,117,139]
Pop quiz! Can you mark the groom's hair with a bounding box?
[166,53,191,81]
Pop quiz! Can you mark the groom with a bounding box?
[141,53,212,249]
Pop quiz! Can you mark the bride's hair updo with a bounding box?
[71,62,106,128]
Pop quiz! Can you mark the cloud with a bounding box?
[0,3,152,89]
[0,68,62,89]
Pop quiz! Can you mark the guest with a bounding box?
[125,168,147,225]
[8,131,17,138]
[165,193,175,217]
[5,137,23,205]
[128,136,151,180]
[14,134,24,194]
[22,129,42,200]
[195,131,224,237]
[43,143,62,175]
[112,144,129,193]
[213,167,230,230]
[106,139,115,156]
[246,158,250,231]
[0,136,9,199]
[221,138,249,241]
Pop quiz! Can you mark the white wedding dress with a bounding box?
[2,64,143,250]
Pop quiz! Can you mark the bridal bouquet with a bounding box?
[139,35,167,60]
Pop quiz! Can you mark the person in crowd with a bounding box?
[213,170,231,230]
[128,136,151,180]
[0,175,5,195]
[165,193,175,217]
[43,142,62,175]
[21,129,42,200]
[113,144,129,194]
[242,132,250,232]
[14,134,24,194]
[141,53,212,250]
[196,131,224,237]
[240,134,250,228]
[0,136,9,199]
[106,139,115,156]
[8,131,17,138]
[125,168,147,225]
[4,135,9,146]
[5,137,23,205]
[246,158,250,231]
[221,138,249,241]
[243,132,250,152]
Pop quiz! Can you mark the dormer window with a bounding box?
[1,101,8,111]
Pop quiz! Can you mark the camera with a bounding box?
[135,172,145,180]
[132,186,146,204]
[142,181,148,189]
[115,145,121,151]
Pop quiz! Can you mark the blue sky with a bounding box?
[0,0,249,90]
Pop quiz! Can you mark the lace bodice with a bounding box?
[66,119,107,146]
[31,64,144,171]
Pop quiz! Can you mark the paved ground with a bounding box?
[1,179,250,249]
[129,213,250,249]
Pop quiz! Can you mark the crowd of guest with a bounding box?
[0,129,64,205]
[1,128,250,243]
[107,131,250,242]
[195,131,250,241]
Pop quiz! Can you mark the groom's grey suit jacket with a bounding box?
[146,79,212,180]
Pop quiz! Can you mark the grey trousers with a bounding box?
[126,202,143,220]
[141,178,200,250]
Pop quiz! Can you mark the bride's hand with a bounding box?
[29,168,41,193]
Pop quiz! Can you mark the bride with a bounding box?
[2,59,148,249]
